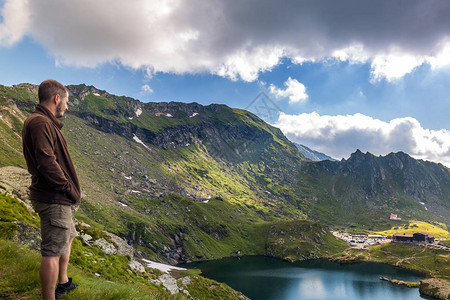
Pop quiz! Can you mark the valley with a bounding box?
[1,83,449,299]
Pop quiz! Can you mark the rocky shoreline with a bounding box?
[419,278,450,300]
[378,276,450,299]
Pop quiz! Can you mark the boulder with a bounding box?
[105,232,135,257]
[128,260,145,273]
[159,273,181,294]
[80,234,93,245]
[179,276,191,286]
[93,238,117,255]
[148,278,161,286]
[11,221,41,251]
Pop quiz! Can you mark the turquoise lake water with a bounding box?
[181,256,427,300]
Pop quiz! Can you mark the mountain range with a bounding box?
[1,83,449,264]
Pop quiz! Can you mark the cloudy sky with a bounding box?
[1,0,450,166]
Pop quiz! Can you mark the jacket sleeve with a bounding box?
[31,121,74,196]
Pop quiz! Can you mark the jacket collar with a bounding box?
[34,104,64,129]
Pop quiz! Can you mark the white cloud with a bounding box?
[427,40,450,70]
[274,112,450,167]
[215,46,285,82]
[370,50,426,82]
[2,0,450,81]
[331,43,369,64]
[0,0,30,46]
[269,77,308,103]
[141,84,154,94]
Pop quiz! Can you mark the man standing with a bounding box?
[22,80,81,299]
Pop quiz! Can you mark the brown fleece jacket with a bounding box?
[22,104,81,205]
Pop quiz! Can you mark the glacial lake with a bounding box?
[180,256,427,300]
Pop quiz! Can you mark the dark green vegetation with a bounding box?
[1,83,450,297]
[264,220,347,261]
[332,242,450,280]
[370,243,450,280]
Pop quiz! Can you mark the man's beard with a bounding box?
[56,101,65,118]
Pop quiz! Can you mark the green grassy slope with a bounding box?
[0,85,33,168]
[370,243,450,279]
[263,220,348,261]
[0,192,252,299]
[331,241,450,280]
[0,239,174,300]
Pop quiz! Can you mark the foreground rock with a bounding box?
[420,278,450,299]
[0,166,32,208]
[158,273,191,296]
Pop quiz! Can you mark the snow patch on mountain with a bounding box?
[141,259,186,273]
[133,134,152,151]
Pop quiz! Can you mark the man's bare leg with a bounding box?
[40,256,60,300]
[58,238,74,284]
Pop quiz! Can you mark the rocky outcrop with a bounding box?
[105,232,135,257]
[158,274,180,294]
[10,221,41,251]
[93,238,117,255]
[419,278,450,300]
[0,167,41,252]
[128,260,145,273]
[158,273,191,296]
[0,166,32,209]
[78,221,136,258]
[126,223,189,264]
[89,232,136,257]
[67,84,109,102]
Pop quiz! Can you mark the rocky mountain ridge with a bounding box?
[298,149,450,226]
[294,143,337,161]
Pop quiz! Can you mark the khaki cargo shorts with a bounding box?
[31,200,77,257]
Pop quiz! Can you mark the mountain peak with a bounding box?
[347,149,374,161]
[67,84,110,101]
